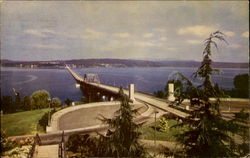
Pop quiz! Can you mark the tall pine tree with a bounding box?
[171,31,240,157]
[97,88,147,157]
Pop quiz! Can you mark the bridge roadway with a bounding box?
[66,65,189,118]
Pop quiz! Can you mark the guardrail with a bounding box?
[27,133,41,158]
[58,131,66,158]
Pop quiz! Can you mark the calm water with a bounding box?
[1,67,248,101]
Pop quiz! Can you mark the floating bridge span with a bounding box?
[65,65,189,118]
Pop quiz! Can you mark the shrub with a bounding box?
[38,108,57,131]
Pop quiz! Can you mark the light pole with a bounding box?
[154,110,159,147]
[48,98,51,126]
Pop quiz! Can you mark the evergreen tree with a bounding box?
[0,96,15,113]
[22,96,31,111]
[14,92,22,111]
[97,88,148,157]
[170,31,240,157]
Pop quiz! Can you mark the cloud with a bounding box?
[143,33,154,38]
[82,29,105,40]
[29,44,64,49]
[224,31,235,37]
[24,29,47,37]
[177,25,217,37]
[134,41,156,47]
[186,39,202,45]
[166,47,177,51]
[229,44,241,49]
[113,32,131,38]
[159,37,167,41]
[24,29,77,39]
[153,28,166,33]
[241,31,249,38]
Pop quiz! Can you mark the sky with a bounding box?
[1,1,249,62]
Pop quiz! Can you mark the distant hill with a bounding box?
[0,58,248,69]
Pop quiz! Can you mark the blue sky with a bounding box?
[1,1,249,62]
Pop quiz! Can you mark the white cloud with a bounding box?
[166,47,177,51]
[159,37,167,41]
[29,44,64,49]
[134,41,156,47]
[177,25,217,37]
[229,44,241,49]
[113,32,131,38]
[224,31,235,37]
[241,31,249,38]
[186,39,202,45]
[153,28,166,33]
[143,33,154,38]
[24,29,47,37]
[24,29,78,39]
[82,28,105,40]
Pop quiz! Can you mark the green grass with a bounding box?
[140,119,186,141]
[1,108,50,137]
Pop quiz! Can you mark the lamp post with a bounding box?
[48,98,51,126]
[154,110,159,147]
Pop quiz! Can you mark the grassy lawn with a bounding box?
[140,119,186,141]
[1,108,50,137]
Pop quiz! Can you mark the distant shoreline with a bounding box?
[1,66,248,70]
[1,59,248,69]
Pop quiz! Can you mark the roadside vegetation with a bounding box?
[0,130,35,157]
[1,89,66,136]
[0,90,63,114]
[1,108,50,136]
[140,116,186,141]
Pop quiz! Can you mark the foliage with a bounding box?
[31,90,50,109]
[51,98,61,107]
[159,117,170,132]
[0,96,15,113]
[64,98,73,106]
[224,74,249,98]
[165,80,183,97]
[22,96,32,111]
[14,92,22,111]
[38,108,57,131]
[153,90,166,98]
[67,134,98,157]
[0,130,16,155]
[140,118,186,141]
[4,145,32,158]
[154,80,183,99]
[81,96,89,103]
[169,31,242,157]
[1,95,31,113]
[1,89,60,113]
[233,109,250,156]
[234,74,249,96]
[1,135,34,158]
[97,88,148,157]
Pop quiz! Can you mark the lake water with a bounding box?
[1,67,248,102]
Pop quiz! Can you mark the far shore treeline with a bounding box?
[1,58,248,69]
